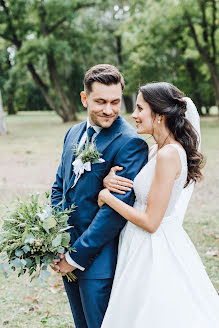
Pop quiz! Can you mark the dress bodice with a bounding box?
[133,144,188,218]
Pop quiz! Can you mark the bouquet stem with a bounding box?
[66,272,78,282]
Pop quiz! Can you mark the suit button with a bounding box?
[66,197,71,203]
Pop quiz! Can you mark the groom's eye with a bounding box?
[96,100,105,104]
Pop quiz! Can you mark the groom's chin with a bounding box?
[98,117,117,128]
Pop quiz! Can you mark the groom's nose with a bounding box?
[103,103,113,115]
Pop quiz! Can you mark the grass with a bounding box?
[0,111,219,327]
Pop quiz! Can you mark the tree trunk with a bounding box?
[123,95,134,113]
[27,62,77,122]
[206,61,219,112]
[47,53,77,122]
[7,81,16,115]
[0,90,8,135]
[8,99,16,115]
[186,60,204,115]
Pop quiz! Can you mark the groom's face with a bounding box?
[81,82,122,128]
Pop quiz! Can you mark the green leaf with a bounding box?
[22,244,30,253]
[20,259,26,266]
[42,215,57,233]
[15,249,24,257]
[35,256,40,265]
[61,233,70,247]
[11,258,22,268]
[57,247,64,253]
[52,234,62,247]
[25,258,32,268]
[24,233,35,244]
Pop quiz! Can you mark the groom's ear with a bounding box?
[80,91,88,108]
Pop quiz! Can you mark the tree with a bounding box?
[0,0,96,121]
[0,90,7,135]
[117,0,218,113]
[182,0,219,109]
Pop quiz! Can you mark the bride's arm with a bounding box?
[98,146,180,233]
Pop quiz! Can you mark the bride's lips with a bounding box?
[136,121,141,127]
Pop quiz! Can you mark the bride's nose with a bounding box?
[132,108,138,119]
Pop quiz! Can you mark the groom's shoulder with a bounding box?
[63,121,85,141]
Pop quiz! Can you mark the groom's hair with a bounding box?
[84,64,125,94]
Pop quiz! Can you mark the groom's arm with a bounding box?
[51,127,71,210]
[69,137,148,269]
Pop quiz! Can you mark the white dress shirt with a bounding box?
[65,119,102,270]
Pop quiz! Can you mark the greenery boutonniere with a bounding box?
[72,141,105,188]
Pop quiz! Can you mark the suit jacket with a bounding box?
[51,115,148,279]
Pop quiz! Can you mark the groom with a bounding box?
[51,64,148,328]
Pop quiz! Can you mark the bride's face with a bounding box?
[132,92,154,135]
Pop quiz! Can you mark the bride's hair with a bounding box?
[139,82,205,187]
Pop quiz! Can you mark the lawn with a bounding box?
[0,111,218,327]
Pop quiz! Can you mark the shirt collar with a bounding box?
[86,118,102,134]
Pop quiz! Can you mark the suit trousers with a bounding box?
[63,276,113,328]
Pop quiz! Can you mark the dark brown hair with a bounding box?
[139,82,205,187]
[84,64,125,94]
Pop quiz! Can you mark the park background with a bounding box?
[0,0,218,327]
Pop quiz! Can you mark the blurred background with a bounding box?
[0,0,218,327]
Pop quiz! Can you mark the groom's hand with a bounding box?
[57,253,76,276]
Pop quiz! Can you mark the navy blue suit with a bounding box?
[51,115,148,327]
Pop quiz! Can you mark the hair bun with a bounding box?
[175,98,187,117]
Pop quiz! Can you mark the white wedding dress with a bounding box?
[101,144,219,328]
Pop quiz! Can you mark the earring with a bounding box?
[158,118,161,124]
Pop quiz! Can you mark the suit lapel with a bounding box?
[66,121,87,191]
[67,116,123,191]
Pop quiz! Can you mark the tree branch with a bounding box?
[47,16,67,34]
[47,2,96,34]
[0,0,22,48]
[210,0,217,62]
[184,10,208,61]
[199,0,209,46]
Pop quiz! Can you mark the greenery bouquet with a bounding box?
[0,193,76,282]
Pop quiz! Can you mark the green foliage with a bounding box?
[73,141,104,164]
[0,193,75,281]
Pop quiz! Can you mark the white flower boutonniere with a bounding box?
[72,141,105,188]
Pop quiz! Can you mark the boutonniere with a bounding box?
[71,141,105,188]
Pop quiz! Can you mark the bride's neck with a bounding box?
[153,126,175,149]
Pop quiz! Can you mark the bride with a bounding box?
[98,82,219,328]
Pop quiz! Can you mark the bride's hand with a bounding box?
[98,188,110,207]
[103,166,133,194]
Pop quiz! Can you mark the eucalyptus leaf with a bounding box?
[22,244,30,253]
[21,259,27,266]
[15,249,24,257]
[57,247,64,253]
[61,233,70,247]
[25,258,32,267]
[52,234,62,247]
[11,258,22,268]
[24,233,35,244]
[42,215,57,232]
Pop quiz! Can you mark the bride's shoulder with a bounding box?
[156,144,182,167]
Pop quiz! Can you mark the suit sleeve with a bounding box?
[51,127,71,210]
[69,137,149,268]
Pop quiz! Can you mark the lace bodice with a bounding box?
[133,144,188,217]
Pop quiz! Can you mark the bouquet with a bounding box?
[0,193,76,282]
